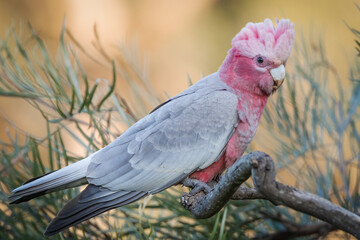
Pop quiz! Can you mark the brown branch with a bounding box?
[181,151,360,239]
[251,154,360,238]
[231,186,265,200]
[181,151,254,218]
[253,222,334,240]
[254,211,335,239]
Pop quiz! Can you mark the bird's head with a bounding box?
[219,18,295,96]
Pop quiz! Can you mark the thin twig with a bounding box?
[253,222,334,240]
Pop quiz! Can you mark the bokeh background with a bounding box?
[0,1,359,238]
[0,0,359,142]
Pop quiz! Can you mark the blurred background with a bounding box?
[1,0,360,238]
[0,0,359,140]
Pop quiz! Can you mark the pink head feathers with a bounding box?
[232,18,295,62]
[219,18,295,96]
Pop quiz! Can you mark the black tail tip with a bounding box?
[43,217,71,237]
[43,230,55,237]
[8,195,20,205]
[8,190,48,204]
[44,223,62,237]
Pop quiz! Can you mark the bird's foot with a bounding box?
[181,193,198,210]
[182,178,213,195]
[181,178,214,210]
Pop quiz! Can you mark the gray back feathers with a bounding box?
[87,73,239,192]
[10,72,240,236]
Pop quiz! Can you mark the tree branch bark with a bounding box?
[254,211,335,239]
[181,151,360,239]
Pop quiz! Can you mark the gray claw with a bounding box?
[183,178,213,195]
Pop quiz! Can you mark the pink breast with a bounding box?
[189,122,254,183]
[190,93,267,183]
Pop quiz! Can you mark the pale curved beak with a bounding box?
[270,64,285,91]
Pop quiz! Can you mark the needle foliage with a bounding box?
[0,21,359,239]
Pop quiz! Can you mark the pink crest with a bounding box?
[232,18,295,62]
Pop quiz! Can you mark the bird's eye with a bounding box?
[254,55,267,67]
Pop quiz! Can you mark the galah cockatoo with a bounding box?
[9,18,295,236]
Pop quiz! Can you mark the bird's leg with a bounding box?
[212,173,222,183]
[182,178,213,195]
[181,178,213,210]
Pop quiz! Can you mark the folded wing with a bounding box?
[87,85,239,193]
[45,74,239,235]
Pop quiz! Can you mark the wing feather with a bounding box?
[44,184,146,236]
[86,73,239,193]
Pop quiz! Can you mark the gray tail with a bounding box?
[44,184,147,236]
[9,156,92,204]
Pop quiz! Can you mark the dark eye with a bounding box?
[254,55,267,67]
[257,56,264,64]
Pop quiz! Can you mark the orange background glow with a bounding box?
[0,0,358,153]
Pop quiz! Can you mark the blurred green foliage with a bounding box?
[0,21,359,239]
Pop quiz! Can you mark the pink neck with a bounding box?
[219,49,269,164]
[219,49,269,112]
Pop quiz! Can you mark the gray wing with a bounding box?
[43,74,240,236]
[86,75,239,193]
